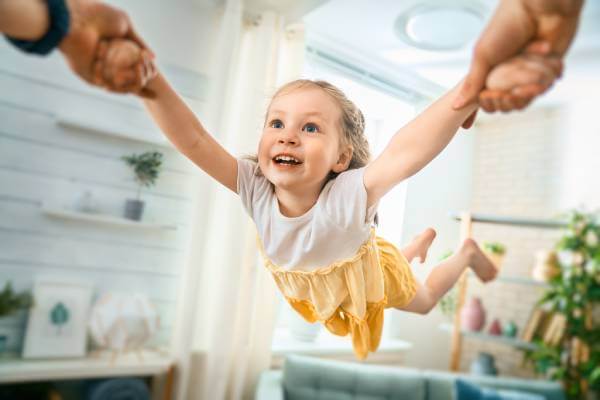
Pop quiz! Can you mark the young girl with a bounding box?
[95,40,561,359]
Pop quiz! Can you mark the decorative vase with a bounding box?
[461,297,486,332]
[470,352,498,376]
[288,309,321,342]
[532,250,560,282]
[74,190,99,213]
[488,318,502,335]
[502,321,518,337]
[124,199,145,221]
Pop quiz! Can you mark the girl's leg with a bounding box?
[401,228,436,263]
[399,238,497,314]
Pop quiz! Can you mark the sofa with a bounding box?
[256,355,565,400]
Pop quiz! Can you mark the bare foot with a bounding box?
[461,238,498,282]
[412,228,437,263]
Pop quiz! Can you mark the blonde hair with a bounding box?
[271,79,371,180]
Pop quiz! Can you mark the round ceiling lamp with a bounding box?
[394,2,486,51]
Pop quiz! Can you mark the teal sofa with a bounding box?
[256,355,565,400]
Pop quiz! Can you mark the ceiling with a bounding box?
[301,0,600,90]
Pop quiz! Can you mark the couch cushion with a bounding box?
[283,355,426,400]
[424,370,566,400]
[455,379,545,400]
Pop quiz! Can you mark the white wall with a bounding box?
[0,0,220,362]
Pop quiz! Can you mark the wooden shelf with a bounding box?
[450,212,567,230]
[56,114,170,147]
[0,349,174,384]
[41,205,178,231]
[467,272,551,288]
[440,323,538,351]
[495,275,551,288]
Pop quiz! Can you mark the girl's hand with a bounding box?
[478,50,563,112]
[58,0,155,93]
[93,39,157,99]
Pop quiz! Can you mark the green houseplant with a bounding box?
[122,151,163,220]
[523,210,600,399]
[0,282,32,317]
[0,282,32,354]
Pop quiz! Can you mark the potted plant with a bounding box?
[0,282,32,355]
[122,151,163,221]
[483,241,506,270]
[523,211,600,400]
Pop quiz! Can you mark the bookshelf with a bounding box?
[448,212,567,371]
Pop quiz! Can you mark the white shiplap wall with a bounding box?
[0,40,207,352]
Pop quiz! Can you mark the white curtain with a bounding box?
[183,1,306,399]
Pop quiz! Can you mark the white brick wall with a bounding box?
[460,107,564,377]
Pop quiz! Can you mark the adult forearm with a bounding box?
[522,0,584,56]
[0,0,50,39]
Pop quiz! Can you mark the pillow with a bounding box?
[455,379,546,400]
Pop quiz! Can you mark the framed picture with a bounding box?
[22,279,93,358]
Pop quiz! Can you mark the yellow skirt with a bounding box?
[259,231,417,360]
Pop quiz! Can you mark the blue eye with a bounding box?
[270,120,284,129]
[303,123,319,134]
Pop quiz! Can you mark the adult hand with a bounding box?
[454,0,584,122]
[58,0,155,97]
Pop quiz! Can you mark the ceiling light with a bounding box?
[394,3,486,51]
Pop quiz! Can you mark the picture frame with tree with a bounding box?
[22,279,93,359]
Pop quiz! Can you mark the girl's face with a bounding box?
[258,86,351,194]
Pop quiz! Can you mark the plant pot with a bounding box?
[0,314,26,358]
[461,297,486,332]
[484,251,505,271]
[124,199,145,221]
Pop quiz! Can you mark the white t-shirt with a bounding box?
[237,158,378,271]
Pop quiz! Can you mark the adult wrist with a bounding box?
[5,0,70,55]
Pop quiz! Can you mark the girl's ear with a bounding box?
[332,146,353,173]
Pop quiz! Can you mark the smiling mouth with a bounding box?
[273,155,302,165]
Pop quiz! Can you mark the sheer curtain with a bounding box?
[182,1,306,399]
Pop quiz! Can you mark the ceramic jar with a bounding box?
[461,297,486,332]
[532,250,560,282]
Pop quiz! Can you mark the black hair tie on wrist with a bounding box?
[5,0,71,55]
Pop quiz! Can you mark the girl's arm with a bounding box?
[143,73,238,192]
[364,83,478,207]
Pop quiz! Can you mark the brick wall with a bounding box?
[459,107,565,377]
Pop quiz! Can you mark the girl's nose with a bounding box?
[278,130,298,145]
